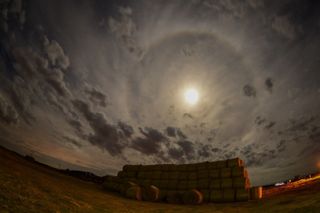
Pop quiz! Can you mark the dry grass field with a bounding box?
[1,146,320,213]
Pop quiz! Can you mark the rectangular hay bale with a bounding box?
[223,189,235,202]
[233,177,250,189]
[236,188,250,201]
[209,169,220,179]
[220,168,232,178]
[231,166,248,177]
[227,158,244,167]
[210,189,223,203]
[209,179,221,189]
[197,179,210,189]
[221,178,233,188]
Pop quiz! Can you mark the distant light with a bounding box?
[275,182,285,186]
[184,88,199,105]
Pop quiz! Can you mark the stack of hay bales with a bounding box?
[102,158,261,204]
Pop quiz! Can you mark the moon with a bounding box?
[184,88,199,105]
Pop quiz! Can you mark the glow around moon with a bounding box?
[184,88,199,105]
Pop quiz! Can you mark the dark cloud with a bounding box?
[277,140,286,152]
[265,78,273,93]
[68,119,82,133]
[131,127,167,155]
[118,121,134,138]
[265,121,276,130]
[255,116,266,126]
[85,88,107,107]
[166,126,176,137]
[72,99,124,156]
[243,84,256,97]
[177,129,187,139]
[198,144,211,158]
[183,113,193,119]
[168,148,184,160]
[177,140,194,159]
[0,95,19,124]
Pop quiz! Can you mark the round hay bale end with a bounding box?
[199,189,210,202]
[221,178,233,189]
[142,185,160,202]
[227,158,244,167]
[197,179,210,189]
[220,168,232,178]
[166,190,183,204]
[177,181,189,190]
[235,188,249,201]
[209,179,221,189]
[233,177,250,189]
[210,189,223,203]
[125,186,142,201]
[188,172,197,180]
[223,189,235,202]
[182,189,203,205]
[209,169,220,179]
[250,186,263,200]
[231,166,248,177]
[119,181,137,195]
[198,170,209,179]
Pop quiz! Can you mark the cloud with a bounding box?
[166,126,176,137]
[0,94,19,124]
[43,37,70,70]
[271,15,300,40]
[72,99,125,156]
[85,87,108,107]
[243,84,256,97]
[177,140,194,159]
[118,121,134,138]
[265,78,273,93]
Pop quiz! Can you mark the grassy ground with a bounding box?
[0,147,320,213]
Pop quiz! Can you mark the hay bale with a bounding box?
[209,169,220,179]
[209,179,221,189]
[177,172,188,181]
[198,170,209,179]
[122,165,130,172]
[199,189,210,203]
[231,166,248,177]
[168,172,179,180]
[250,187,263,200]
[227,158,244,167]
[137,171,147,179]
[233,177,250,189]
[152,165,162,171]
[125,186,142,200]
[160,172,169,180]
[151,171,162,180]
[188,180,198,189]
[167,164,177,171]
[216,160,227,168]
[220,168,232,178]
[126,171,137,178]
[157,180,168,189]
[166,190,182,204]
[197,179,210,189]
[117,171,125,178]
[235,188,249,201]
[197,162,209,171]
[186,164,197,172]
[177,181,189,190]
[182,189,203,205]
[167,180,179,190]
[102,181,120,192]
[142,185,160,202]
[140,179,152,187]
[188,172,197,180]
[158,189,168,201]
[210,189,223,203]
[208,161,218,169]
[223,189,235,202]
[119,181,137,195]
[221,178,233,189]
[145,171,154,179]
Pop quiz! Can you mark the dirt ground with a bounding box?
[0,146,320,213]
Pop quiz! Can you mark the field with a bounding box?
[0,146,320,213]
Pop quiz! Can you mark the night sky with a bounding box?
[1,0,320,186]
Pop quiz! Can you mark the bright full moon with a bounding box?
[184,88,199,105]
